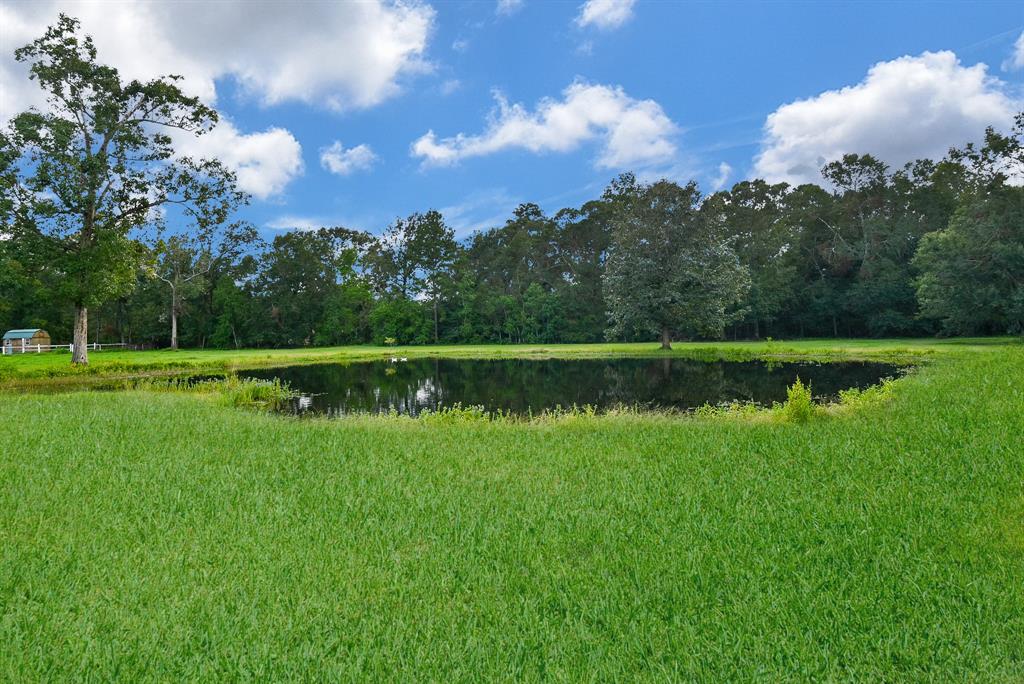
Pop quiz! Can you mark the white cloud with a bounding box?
[265,215,328,231]
[1003,31,1024,71]
[440,188,520,236]
[175,120,304,200]
[265,212,380,234]
[575,0,637,30]
[440,79,462,95]
[411,81,677,170]
[0,0,435,119]
[754,51,1020,185]
[319,141,378,176]
[0,6,50,119]
[452,38,470,53]
[710,162,732,191]
[496,0,524,16]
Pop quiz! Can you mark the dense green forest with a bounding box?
[3,118,1022,349]
[1,18,1022,351]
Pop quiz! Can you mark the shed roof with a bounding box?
[3,329,44,340]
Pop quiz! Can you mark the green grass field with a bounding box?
[1,340,1022,679]
[0,336,1014,386]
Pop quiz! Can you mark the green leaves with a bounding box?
[914,186,1024,335]
[4,14,240,361]
[604,177,749,344]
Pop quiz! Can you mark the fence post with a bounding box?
[37,343,41,353]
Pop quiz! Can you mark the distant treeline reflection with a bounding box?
[240,357,904,417]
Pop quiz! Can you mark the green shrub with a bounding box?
[419,403,493,425]
[783,376,814,423]
[694,401,762,419]
[127,375,297,411]
[217,377,297,410]
[838,377,896,409]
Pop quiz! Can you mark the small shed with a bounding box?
[2,329,51,354]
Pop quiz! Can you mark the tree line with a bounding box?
[2,16,1022,361]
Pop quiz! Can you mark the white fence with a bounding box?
[1,342,130,355]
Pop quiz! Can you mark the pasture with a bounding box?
[1,340,1022,679]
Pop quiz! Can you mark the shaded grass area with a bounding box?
[1,347,1022,679]
[2,337,1018,387]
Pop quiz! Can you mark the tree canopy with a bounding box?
[0,14,243,363]
[603,176,748,348]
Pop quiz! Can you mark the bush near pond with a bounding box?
[782,377,815,423]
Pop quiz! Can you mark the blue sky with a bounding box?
[1,0,1022,240]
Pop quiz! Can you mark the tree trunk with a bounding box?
[170,303,179,350]
[660,327,672,350]
[72,305,89,365]
[433,298,439,344]
[169,282,183,350]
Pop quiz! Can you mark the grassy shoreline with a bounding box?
[1,337,1016,388]
[1,340,1021,679]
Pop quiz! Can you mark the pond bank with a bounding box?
[2,337,1005,388]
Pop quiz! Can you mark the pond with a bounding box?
[239,357,904,417]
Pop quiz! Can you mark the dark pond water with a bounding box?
[239,357,904,417]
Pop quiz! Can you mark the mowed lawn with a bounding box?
[1,343,1022,679]
[0,337,1012,385]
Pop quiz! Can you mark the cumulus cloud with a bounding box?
[710,162,732,191]
[1004,31,1024,71]
[496,0,524,16]
[411,82,677,170]
[0,6,51,119]
[174,120,304,200]
[319,142,378,176]
[575,0,637,30]
[753,51,1020,185]
[0,0,435,118]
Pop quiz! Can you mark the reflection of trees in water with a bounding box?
[241,358,902,416]
[601,359,725,408]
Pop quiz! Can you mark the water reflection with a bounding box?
[239,357,904,417]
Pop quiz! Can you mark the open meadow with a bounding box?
[0,337,1007,385]
[1,339,1022,679]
